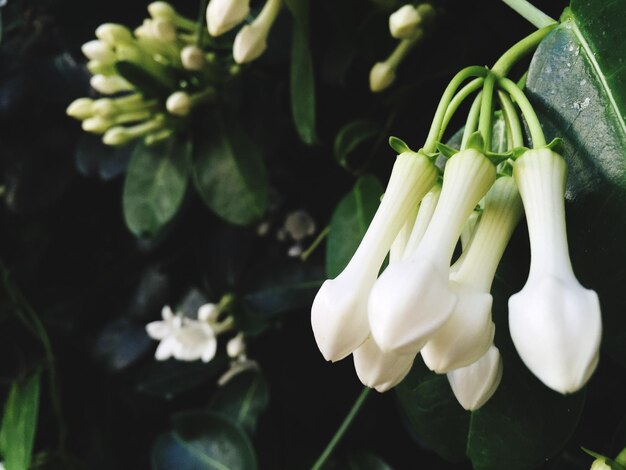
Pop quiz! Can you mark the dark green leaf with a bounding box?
[193,114,268,226]
[243,261,324,317]
[211,369,269,434]
[285,0,318,144]
[151,411,257,470]
[525,0,626,367]
[122,138,190,237]
[325,175,384,278]
[334,119,381,169]
[115,60,174,98]
[0,371,41,470]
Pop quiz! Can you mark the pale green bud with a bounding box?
[81,40,116,62]
[181,45,205,71]
[166,91,192,116]
[95,23,133,46]
[369,62,396,93]
[66,97,94,119]
[82,116,113,133]
[102,127,131,146]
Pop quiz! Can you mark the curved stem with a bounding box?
[497,77,545,148]
[440,77,484,142]
[461,92,482,150]
[387,31,424,70]
[423,66,488,154]
[491,25,557,76]
[301,226,329,262]
[497,90,523,148]
[479,73,497,152]
[501,0,556,29]
[311,387,371,470]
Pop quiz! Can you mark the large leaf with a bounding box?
[193,114,268,226]
[122,138,190,237]
[211,369,269,434]
[284,0,318,144]
[525,0,626,367]
[0,371,41,470]
[334,119,382,170]
[325,175,384,278]
[151,411,257,470]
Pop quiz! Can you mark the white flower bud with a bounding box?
[353,337,416,392]
[95,23,133,46]
[148,2,175,19]
[166,91,192,116]
[151,18,177,42]
[233,24,268,64]
[82,116,113,134]
[369,62,396,93]
[368,149,496,354]
[509,149,601,394]
[90,75,133,95]
[198,303,220,323]
[91,98,116,116]
[590,458,612,470]
[284,210,316,241]
[66,97,94,119]
[312,152,438,362]
[421,177,522,372]
[226,333,246,358]
[102,127,131,146]
[206,0,250,36]
[447,345,502,411]
[81,40,116,63]
[389,5,420,39]
[181,45,205,71]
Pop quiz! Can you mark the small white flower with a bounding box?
[284,210,316,241]
[95,23,133,47]
[90,74,133,95]
[181,45,205,71]
[172,319,218,362]
[226,333,246,359]
[206,0,250,36]
[389,5,420,39]
[287,244,303,257]
[198,302,220,323]
[447,345,503,411]
[166,91,192,116]
[509,149,601,394]
[312,151,438,362]
[66,98,94,119]
[232,0,282,64]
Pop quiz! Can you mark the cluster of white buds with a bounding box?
[370,3,436,92]
[146,299,235,363]
[312,140,602,409]
[206,0,282,64]
[67,3,224,146]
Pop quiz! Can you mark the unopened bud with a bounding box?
[81,40,116,63]
[181,45,205,71]
[226,333,246,358]
[102,126,131,146]
[148,1,176,20]
[233,24,267,64]
[92,98,116,116]
[151,18,177,42]
[206,0,250,36]
[166,91,192,116]
[95,23,133,46]
[66,98,94,119]
[369,62,396,93]
[389,5,420,39]
[82,116,113,133]
[90,74,133,94]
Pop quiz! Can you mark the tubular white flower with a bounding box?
[95,23,133,47]
[312,151,438,362]
[369,62,396,93]
[81,40,116,63]
[447,345,502,411]
[389,5,420,39]
[509,149,601,394]
[353,337,416,392]
[66,97,94,119]
[166,91,192,116]
[369,149,496,354]
[206,0,250,36]
[90,74,133,95]
[181,45,205,71]
[421,177,522,372]
[232,0,282,64]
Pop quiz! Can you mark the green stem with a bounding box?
[300,227,329,262]
[386,31,424,70]
[497,90,523,148]
[440,77,484,142]
[196,0,210,47]
[423,66,488,154]
[461,92,482,150]
[479,73,496,152]
[492,25,557,76]
[311,387,371,470]
[497,76,545,147]
[501,0,557,29]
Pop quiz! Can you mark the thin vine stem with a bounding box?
[423,66,488,154]
[439,77,484,142]
[501,0,557,29]
[497,76,546,147]
[301,227,329,262]
[461,92,482,150]
[311,387,371,470]
[491,25,557,76]
[497,90,524,148]
[479,73,497,152]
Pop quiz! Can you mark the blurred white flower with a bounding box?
[206,0,250,36]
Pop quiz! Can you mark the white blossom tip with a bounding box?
[369,62,396,93]
[353,337,416,392]
[206,0,250,36]
[389,5,420,39]
[233,24,268,64]
[166,91,192,116]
